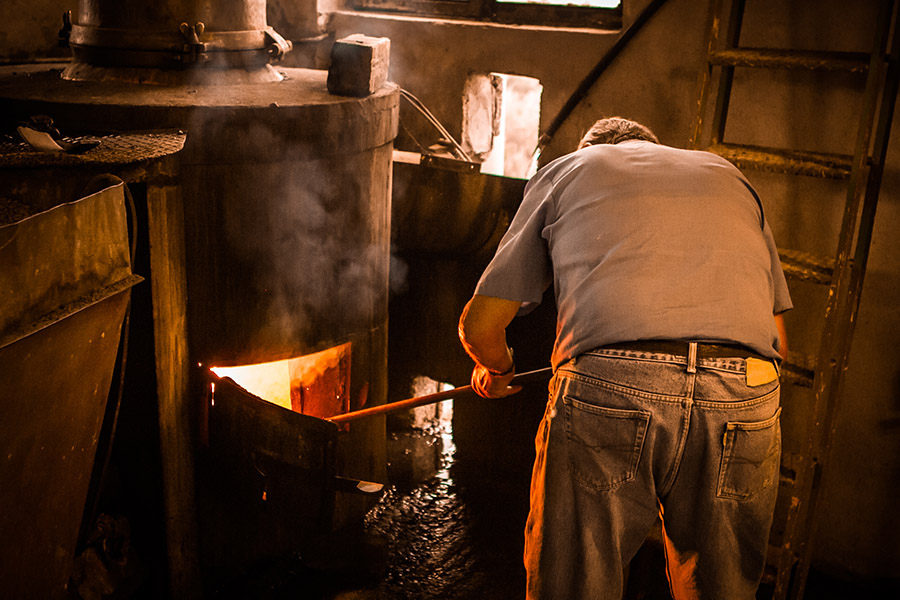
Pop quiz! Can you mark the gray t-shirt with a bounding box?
[475,140,792,369]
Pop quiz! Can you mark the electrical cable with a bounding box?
[399,88,472,161]
[400,118,430,155]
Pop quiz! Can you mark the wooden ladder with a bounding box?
[690,1,900,598]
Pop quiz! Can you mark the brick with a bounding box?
[327,34,391,97]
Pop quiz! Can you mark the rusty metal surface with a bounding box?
[181,141,394,366]
[391,161,526,258]
[197,373,339,576]
[778,248,835,286]
[66,0,286,75]
[74,0,267,32]
[0,184,133,343]
[779,352,815,389]
[707,142,853,179]
[0,130,184,218]
[0,184,138,599]
[709,48,870,72]
[0,288,133,600]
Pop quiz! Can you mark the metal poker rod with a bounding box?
[327,367,553,424]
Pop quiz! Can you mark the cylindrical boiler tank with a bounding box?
[0,57,398,592]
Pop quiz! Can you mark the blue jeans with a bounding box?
[524,345,781,600]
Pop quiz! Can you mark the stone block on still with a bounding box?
[327,34,391,97]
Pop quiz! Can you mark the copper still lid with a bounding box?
[60,0,292,83]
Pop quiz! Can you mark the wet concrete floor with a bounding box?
[214,425,531,600]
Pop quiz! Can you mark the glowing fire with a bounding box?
[211,342,351,418]
[211,359,294,409]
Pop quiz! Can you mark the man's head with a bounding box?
[577,117,659,149]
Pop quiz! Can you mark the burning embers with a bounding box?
[210,342,351,419]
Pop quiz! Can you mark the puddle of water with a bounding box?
[361,401,526,600]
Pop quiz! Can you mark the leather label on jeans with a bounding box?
[746,357,778,386]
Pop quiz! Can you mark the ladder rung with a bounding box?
[779,248,835,284]
[763,543,797,584]
[780,352,815,388]
[707,143,853,179]
[766,543,792,566]
[709,48,870,73]
[779,466,797,486]
[779,451,804,480]
[779,472,796,487]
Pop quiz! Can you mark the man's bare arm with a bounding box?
[458,295,522,398]
[774,313,789,362]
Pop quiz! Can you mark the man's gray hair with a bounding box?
[577,117,659,149]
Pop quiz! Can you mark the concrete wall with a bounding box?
[3,0,898,581]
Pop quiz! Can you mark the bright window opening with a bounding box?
[497,0,620,5]
[410,376,456,472]
[463,72,543,180]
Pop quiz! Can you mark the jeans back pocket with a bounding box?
[563,396,650,493]
[717,407,782,500]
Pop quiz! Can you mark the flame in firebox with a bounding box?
[210,342,352,418]
[290,343,346,381]
[211,359,293,410]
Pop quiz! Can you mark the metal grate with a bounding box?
[0,130,186,168]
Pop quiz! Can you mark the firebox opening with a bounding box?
[210,342,352,419]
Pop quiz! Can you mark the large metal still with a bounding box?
[0,0,398,594]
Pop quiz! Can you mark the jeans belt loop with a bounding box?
[687,342,698,374]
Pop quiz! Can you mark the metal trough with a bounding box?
[0,184,141,598]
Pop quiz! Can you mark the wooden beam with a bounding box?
[146,182,202,598]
